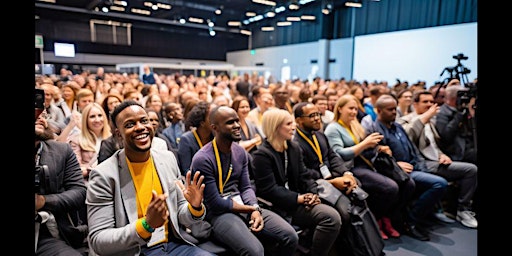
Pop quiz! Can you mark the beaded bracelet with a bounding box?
[141,217,155,233]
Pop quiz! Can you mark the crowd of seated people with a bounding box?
[34,69,478,256]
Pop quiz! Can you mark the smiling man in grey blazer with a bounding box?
[86,100,215,256]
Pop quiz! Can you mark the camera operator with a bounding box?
[35,108,88,255]
[434,84,477,165]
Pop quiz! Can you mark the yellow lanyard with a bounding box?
[296,128,323,164]
[337,120,374,168]
[338,119,359,144]
[285,101,293,113]
[212,138,233,194]
[192,129,204,148]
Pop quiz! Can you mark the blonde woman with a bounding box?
[68,102,111,182]
[324,94,410,240]
[251,108,342,256]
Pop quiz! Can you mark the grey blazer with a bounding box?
[398,112,443,170]
[86,148,206,256]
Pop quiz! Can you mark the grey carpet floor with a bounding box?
[383,218,477,256]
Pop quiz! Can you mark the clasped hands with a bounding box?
[329,174,358,194]
[301,193,321,210]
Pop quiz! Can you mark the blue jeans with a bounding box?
[407,170,448,224]
[141,240,215,256]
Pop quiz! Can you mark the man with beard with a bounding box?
[293,102,386,255]
[86,100,214,256]
[190,106,299,256]
[35,111,88,256]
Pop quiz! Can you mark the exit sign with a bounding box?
[35,35,44,49]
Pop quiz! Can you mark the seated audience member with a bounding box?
[178,101,214,175]
[35,112,88,256]
[434,85,477,165]
[61,82,80,113]
[395,89,414,121]
[231,96,262,155]
[252,108,342,256]
[40,83,67,133]
[100,92,123,127]
[247,86,275,138]
[68,102,111,182]
[324,94,410,240]
[272,83,293,113]
[366,94,449,241]
[97,105,173,164]
[211,94,230,108]
[50,83,72,119]
[86,100,214,256]
[361,85,386,129]
[293,102,386,253]
[145,93,167,131]
[191,106,299,256]
[146,107,175,153]
[348,85,368,122]
[311,94,334,130]
[57,88,96,142]
[162,102,186,152]
[398,90,478,228]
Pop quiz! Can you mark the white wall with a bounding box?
[227,22,477,87]
[227,41,321,83]
[352,23,477,86]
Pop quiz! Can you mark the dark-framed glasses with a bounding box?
[301,112,321,119]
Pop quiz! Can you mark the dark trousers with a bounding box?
[210,209,299,256]
[351,166,400,219]
[36,225,84,256]
[425,160,477,210]
[290,203,341,256]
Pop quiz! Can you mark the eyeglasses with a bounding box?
[301,112,321,119]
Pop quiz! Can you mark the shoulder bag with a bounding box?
[372,152,410,184]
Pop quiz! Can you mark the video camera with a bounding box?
[35,88,45,121]
[453,53,468,61]
[35,164,48,193]
[456,81,477,109]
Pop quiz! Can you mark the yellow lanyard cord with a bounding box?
[212,138,232,194]
[296,128,323,164]
[337,119,359,144]
[337,119,374,168]
[192,129,204,148]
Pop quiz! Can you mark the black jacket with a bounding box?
[251,139,317,216]
[37,140,87,248]
[293,128,350,180]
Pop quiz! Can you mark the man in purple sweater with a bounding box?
[190,106,298,256]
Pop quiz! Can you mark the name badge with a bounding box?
[147,226,166,247]
[319,164,332,179]
[222,192,244,205]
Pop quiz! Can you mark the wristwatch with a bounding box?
[252,204,262,213]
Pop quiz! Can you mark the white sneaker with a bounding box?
[456,210,478,228]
